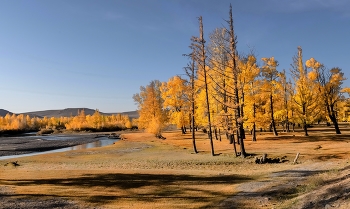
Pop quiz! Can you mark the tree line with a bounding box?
[0,109,132,135]
[134,5,349,157]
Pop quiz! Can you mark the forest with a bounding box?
[0,109,132,135]
[133,5,350,158]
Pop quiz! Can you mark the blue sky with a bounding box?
[0,0,349,113]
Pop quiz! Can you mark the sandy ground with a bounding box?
[0,128,349,208]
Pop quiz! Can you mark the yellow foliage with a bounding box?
[305,58,322,69]
[0,110,131,133]
[308,70,318,81]
[134,80,168,135]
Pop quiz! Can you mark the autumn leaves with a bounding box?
[0,110,132,134]
[133,5,348,156]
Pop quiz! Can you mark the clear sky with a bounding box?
[1,0,349,113]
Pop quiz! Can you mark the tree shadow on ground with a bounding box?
[0,194,79,209]
[213,169,328,209]
[214,166,350,209]
[0,173,252,206]
[263,134,350,143]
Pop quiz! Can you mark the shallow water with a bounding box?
[27,135,78,140]
[0,137,119,160]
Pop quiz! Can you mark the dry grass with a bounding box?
[0,126,350,208]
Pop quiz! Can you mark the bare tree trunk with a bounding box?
[270,94,278,136]
[330,114,341,134]
[239,127,246,156]
[229,132,234,144]
[228,4,246,158]
[187,46,198,153]
[181,126,186,134]
[252,122,256,141]
[303,120,309,136]
[252,102,257,141]
[328,106,341,134]
[231,134,238,157]
[302,105,309,136]
[191,115,198,153]
[199,16,215,156]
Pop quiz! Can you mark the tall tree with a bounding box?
[227,4,246,157]
[240,54,260,141]
[207,28,231,139]
[310,60,346,134]
[276,69,293,132]
[133,80,168,138]
[191,16,215,156]
[184,49,199,153]
[261,57,279,136]
[161,76,190,134]
[291,46,319,136]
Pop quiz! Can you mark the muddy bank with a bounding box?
[0,134,102,157]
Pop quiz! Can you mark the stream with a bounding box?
[0,135,120,160]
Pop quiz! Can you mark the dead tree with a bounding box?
[191,16,215,156]
[227,4,246,157]
[184,49,199,153]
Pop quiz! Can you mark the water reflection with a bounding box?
[0,137,119,160]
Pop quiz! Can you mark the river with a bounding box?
[0,135,120,160]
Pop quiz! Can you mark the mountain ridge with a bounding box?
[0,108,139,119]
[0,109,13,117]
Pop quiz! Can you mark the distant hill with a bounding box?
[0,109,13,117]
[22,108,97,118]
[110,110,139,120]
[20,108,139,119]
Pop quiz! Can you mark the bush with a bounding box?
[37,128,55,135]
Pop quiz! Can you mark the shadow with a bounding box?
[0,193,77,209]
[245,153,258,157]
[317,154,344,161]
[208,169,329,209]
[263,134,350,143]
[270,169,325,178]
[0,173,252,205]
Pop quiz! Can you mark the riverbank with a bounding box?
[0,130,349,208]
[0,133,114,157]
